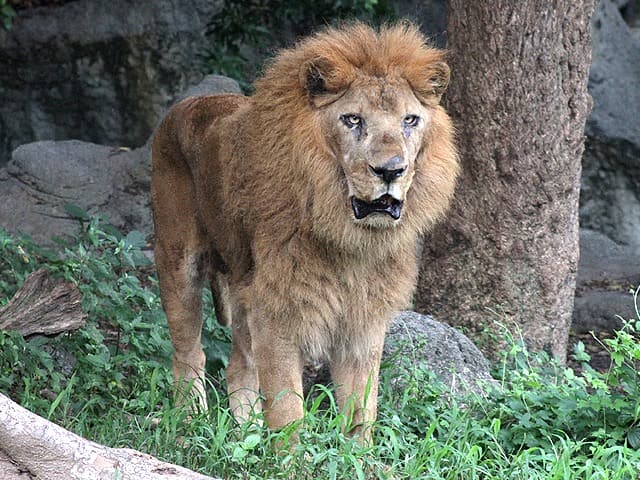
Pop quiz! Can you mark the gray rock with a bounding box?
[302,311,495,399]
[572,228,640,333]
[0,0,224,166]
[0,450,31,480]
[588,0,640,147]
[383,311,496,396]
[0,75,241,245]
[573,291,634,333]
[178,76,243,102]
[580,0,640,248]
[0,140,152,245]
[577,228,640,285]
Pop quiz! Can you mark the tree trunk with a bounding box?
[0,393,218,480]
[417,1,596,361]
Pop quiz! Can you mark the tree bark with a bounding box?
[417,1,596,361]
[0,268,86,336]
[0,393,218,480]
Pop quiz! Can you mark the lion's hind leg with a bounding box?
[152,124,210,413]
[155,240,209,413]
[204,265,262,422]
[223,298,262,424]
[208,269,262,422]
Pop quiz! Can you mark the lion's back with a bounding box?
[153,94,248,168]
[151,94,252,272]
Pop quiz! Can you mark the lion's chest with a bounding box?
[252,243,417,362]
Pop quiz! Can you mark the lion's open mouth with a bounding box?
[351,194,403,220]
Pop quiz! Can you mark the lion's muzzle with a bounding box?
[351,194,404,220]
[368,155,407,184]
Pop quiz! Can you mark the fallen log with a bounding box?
[0,449,31,480]
[0,393,219,480]
[0,268,86,336]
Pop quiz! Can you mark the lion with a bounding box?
[151,22,458,442]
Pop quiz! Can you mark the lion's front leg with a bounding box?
[251,316,304,437]
[330,339,384,444]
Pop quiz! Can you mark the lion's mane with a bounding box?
[241,22,459,259]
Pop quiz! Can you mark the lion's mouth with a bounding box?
[351,194,403,220]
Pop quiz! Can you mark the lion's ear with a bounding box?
[300,57,346,107]
[413,61,451,104]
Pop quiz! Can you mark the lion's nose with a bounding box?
[369,156,407,183]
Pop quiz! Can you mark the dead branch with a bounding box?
[0,268,86,336]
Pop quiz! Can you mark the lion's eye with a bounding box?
[341,114,363,129]
[403,115,420,128]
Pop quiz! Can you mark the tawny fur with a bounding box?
[151,22,458,441]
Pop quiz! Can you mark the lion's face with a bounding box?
[319,77,430,228]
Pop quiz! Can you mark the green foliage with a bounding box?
[205,0,397,89]
[371,320,640,479]
[0,0,16,30]
[0,210,229,426]
[1,217,640,478]
[489,317,640,456]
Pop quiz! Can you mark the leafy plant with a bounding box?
[0,0,16,30]
[486,304,640,455]
[0,211,229,425]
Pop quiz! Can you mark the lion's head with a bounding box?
[310,70,450,228]
[253,22,458,241]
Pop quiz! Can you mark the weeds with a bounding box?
[1,216,639,478]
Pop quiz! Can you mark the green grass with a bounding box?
[1,215,640,479]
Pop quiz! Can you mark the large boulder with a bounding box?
[384,311,496,396]
[0,140,152,244]
[0,75,241,245]
[579,0,640,249]
[0,0,222,166]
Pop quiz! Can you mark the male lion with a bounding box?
[151,22,458,441]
